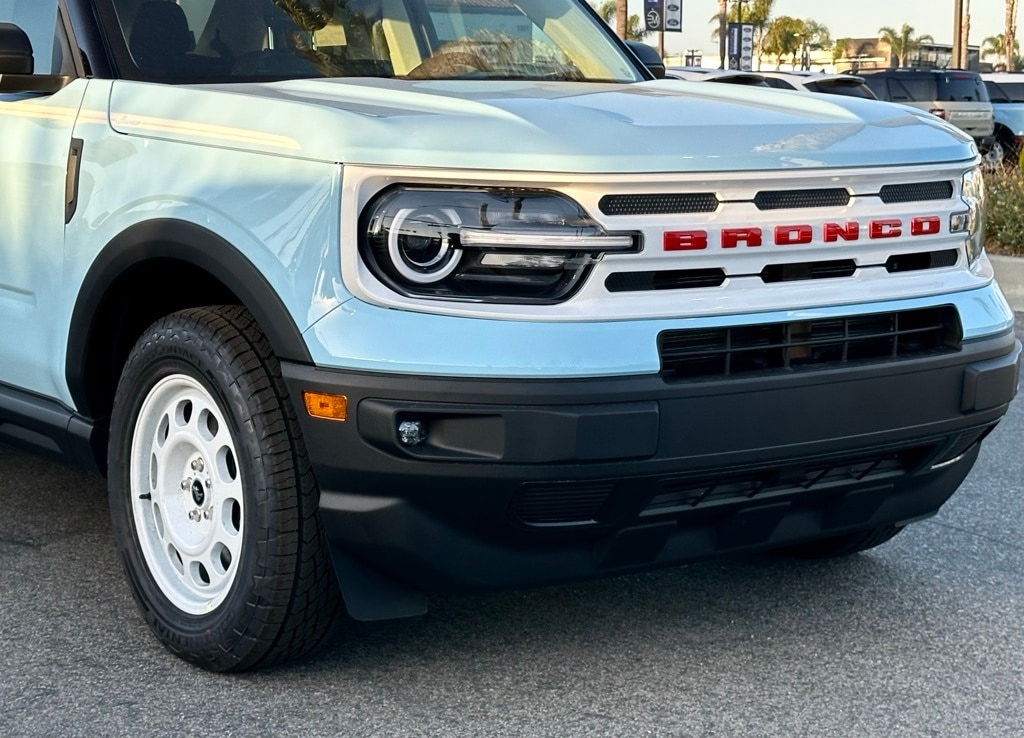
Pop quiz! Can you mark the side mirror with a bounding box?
[625,41,666,80]
[0,22,71,93]
[0,22,33,74]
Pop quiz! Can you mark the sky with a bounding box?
[655,0,1014,59]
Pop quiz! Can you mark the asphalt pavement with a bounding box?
[1,309,1022,738]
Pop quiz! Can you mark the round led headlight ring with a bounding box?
[387,207,463,284]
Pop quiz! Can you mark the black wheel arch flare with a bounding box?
[66,218,313,420]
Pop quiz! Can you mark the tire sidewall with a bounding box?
[109,320,278,663]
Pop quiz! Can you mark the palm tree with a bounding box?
[878,24,934,67]
[597,0,645,41]
[1007,0,1020,71]
[983,33,1020,66]
[616,0,627,39]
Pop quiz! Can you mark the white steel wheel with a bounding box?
[130,374,244,615]
[108,306,340,672]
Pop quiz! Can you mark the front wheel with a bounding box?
[108,306,340,671]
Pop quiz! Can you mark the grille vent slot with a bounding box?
[515,481,615,526]
[879,181,954,204]
[642,446,929,516]
[598,193,719,216]
[753,188,850,210]
[760,260,857,283]
[606,269,726,292]
[658,306,961,381]
[885,249,959,273]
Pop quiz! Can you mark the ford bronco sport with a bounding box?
[0,0,1019,671]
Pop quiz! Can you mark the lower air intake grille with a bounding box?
[642,446,930,516]
[515,481,615,526]
[659,306,961,381]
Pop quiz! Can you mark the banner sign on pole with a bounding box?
[663,1,681,32]
[644,0,663,32]
[727,22,754,70]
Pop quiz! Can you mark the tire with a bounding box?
[108,306,340,671]
[778,524,905,559]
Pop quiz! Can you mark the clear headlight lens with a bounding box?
[360,188,639,303]
[951,167,985,266]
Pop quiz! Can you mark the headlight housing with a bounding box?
[360,188,639,304]
[951,167,985,266]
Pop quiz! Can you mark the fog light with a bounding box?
[398,419,427,446]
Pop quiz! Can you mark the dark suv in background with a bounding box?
[860,69,996,156]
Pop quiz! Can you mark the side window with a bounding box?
[51,10,77,76]
[861,76,886,100]
[0,0,58,74]
[886,78,913,102]
[897,77,935,102]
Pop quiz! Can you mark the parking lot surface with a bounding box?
[1,316,1022,738]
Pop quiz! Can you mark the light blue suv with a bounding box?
[0,0,1019,671]
[982,72,1024,162]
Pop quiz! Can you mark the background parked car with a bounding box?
[664,67,769,86]
[859,69,996,156]
[758,71,877,99]
[981,72,1024,163]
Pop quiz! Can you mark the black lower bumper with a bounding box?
[282,331,1020,616]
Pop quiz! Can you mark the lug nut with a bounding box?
[203,507,213,521]
[180,479,189,490]
[188,509,202,522]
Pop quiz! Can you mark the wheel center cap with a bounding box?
[191,479,206,506]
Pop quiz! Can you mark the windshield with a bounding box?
[98,0,642,83]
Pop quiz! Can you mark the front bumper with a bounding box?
[283,327,1020,607]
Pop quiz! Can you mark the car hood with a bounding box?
[108,77,976,173]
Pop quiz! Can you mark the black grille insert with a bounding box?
[606,269,726,292]
[659,306,961,381]
[599,193,720,216]
[760,260,857,283]
[515,481,615,526]
[642,446,931,516]
[879,181,954,204]
[885,249,959,273]
[753,188,850,210]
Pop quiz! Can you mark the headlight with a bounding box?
[360,188,639,303]
[951,167,985,266]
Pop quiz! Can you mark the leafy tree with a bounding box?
[878,24,934,68]
[832,37,853,64]
[762,16,803,69]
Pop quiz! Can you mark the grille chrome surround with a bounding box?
[658,306,962,381]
